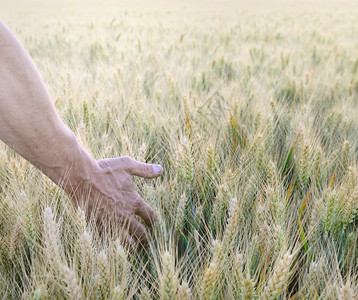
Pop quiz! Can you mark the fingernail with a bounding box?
[153,164,163,175]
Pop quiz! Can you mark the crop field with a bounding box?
[1,0,358,299]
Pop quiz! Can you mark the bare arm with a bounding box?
[0,19,162,246]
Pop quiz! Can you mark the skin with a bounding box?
[0,19,163,247]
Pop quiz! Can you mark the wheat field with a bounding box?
[0,0,358,299]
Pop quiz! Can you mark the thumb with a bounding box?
[127,159,163,179]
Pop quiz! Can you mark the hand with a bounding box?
[0,20,163,248]
[70,156,163,247]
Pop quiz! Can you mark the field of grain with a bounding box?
[0,0,358,299]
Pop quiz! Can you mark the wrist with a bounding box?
[63,149,98,196]
[41,131,99,197]
[63,149,99,198]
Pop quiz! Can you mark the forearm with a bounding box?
[0,19,97,192]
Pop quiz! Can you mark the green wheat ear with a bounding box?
[340,140,350,171]
[297,139,312,187]
[206,142,220,175]
[25,204,37,253]
[340,166,358,227]
[253,134,265,170]
[222,197,241,250]
[177,138,195,184]
[210,184,229,232]
[266,160,279,187]
[321,190,340,235]
[82,101,89,128]
[105,109,111,133]
[175,192,187,233]
[312,145,323,175]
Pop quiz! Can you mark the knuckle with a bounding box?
[133,198,144,211]
[114,208,129,221]
[119,156,133,166]
[144,164,152,174]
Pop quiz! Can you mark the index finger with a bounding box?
[120,157,163,179]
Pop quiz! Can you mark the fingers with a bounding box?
[124,214,151,246]
[113,156,163,179]
[129,161,163,179]
[132,193,156,227]
[94,156,162,246]
[98,208,151,247]
[97,222,136,252]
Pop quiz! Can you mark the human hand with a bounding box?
[0,19,163,248]
[70,156,163,247]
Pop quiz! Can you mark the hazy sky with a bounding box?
[1,0,357,13]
